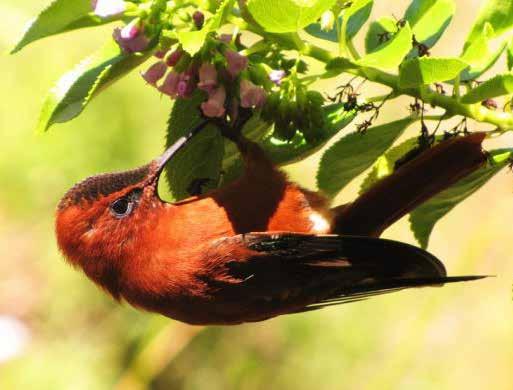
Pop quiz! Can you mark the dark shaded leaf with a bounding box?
[166,92,224,201]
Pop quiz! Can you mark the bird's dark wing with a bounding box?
[203,232,486,316]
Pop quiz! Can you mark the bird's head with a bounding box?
[55,122,208,297]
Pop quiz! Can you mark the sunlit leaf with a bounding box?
[359,137,419,194]
[343,0,373,40]
[507,37,513,70]
[178,0,235,55]
[305,16,340,43]
[317,117,413,198]
[364,17,397,53]
[246,0,337,33]
[166,92,224,201]
[11,0,116,54]
[38,38,152,132]
[356,22,412,70]
[404,0,454,53]
[398,57,468,88]
[460,72,513,103]
[410,149,513,248]
[464,0,513,50]
[460,23,506,81]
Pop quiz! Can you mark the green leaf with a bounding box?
[264,103,357,165]
[344,0,373,40]
[37,38,152,132]
[506,38,513,70]
[305,17,340,43]
[465,0,513,50]
[364,17,397,53]
[410,148,513,248]
[404,0,454,52]
[460,73,513,103]
[356,22,412,70]
[398,57,468,88]
[178,0,235,55]
[339,0,373,54]
[166,93,224,201]
[316,117,413,198]
[11,0,115,54]
[359,136,419,194]
[222,104,357,183]
[460,23,506,81]
[246,0,337,33]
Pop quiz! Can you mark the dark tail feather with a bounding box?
[292,275,490,314]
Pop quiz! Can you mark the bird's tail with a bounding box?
[293,275,489,313]
[332,132,487,237]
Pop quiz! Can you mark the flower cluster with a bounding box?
[141,36,270,118]
[92,0,150,53]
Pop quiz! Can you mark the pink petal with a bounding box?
[225,49,248,77]
[158,71,180,97]
[240,79,266,108]
[92,0,126,18]
[201,87,226,117]
[198,63,218,93]
[141,61,167,85]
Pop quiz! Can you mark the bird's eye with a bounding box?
[110,198,133,218]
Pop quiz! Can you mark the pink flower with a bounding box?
[141,61,167,85]
[201,86,226,117]
[240,79,266,108]
[224,49,248,77]
[269,69,285,85]
[159,71,180,97]
[154,50,167,59]
[177,70,196,98]
[92,0,126,18]
[120,19,139,39]
[219,34,232,43]
[165,49,183,67]
[113,22,149,53]
[197,63,217,93]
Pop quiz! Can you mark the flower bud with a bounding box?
[320,10,335,31]
[219,34,233,43]
[141,61,167,85]
[159,71,180,97]
[176,69,196,98]
[154,50,168,59]
[120,19,139,39]
[201,86,226,117]
[165,49,184,67]
[240,79,266,108]
[269,69,285,86]
[198,63,218,93]
[193,11,205,29]
[112,21,149,53]
[92,0,126,18]
[224,50,248,77]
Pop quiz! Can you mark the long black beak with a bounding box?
[155,119,210,175]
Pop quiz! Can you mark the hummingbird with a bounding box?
[55,120,487,325]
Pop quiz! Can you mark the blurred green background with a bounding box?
[1,1,512,389]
